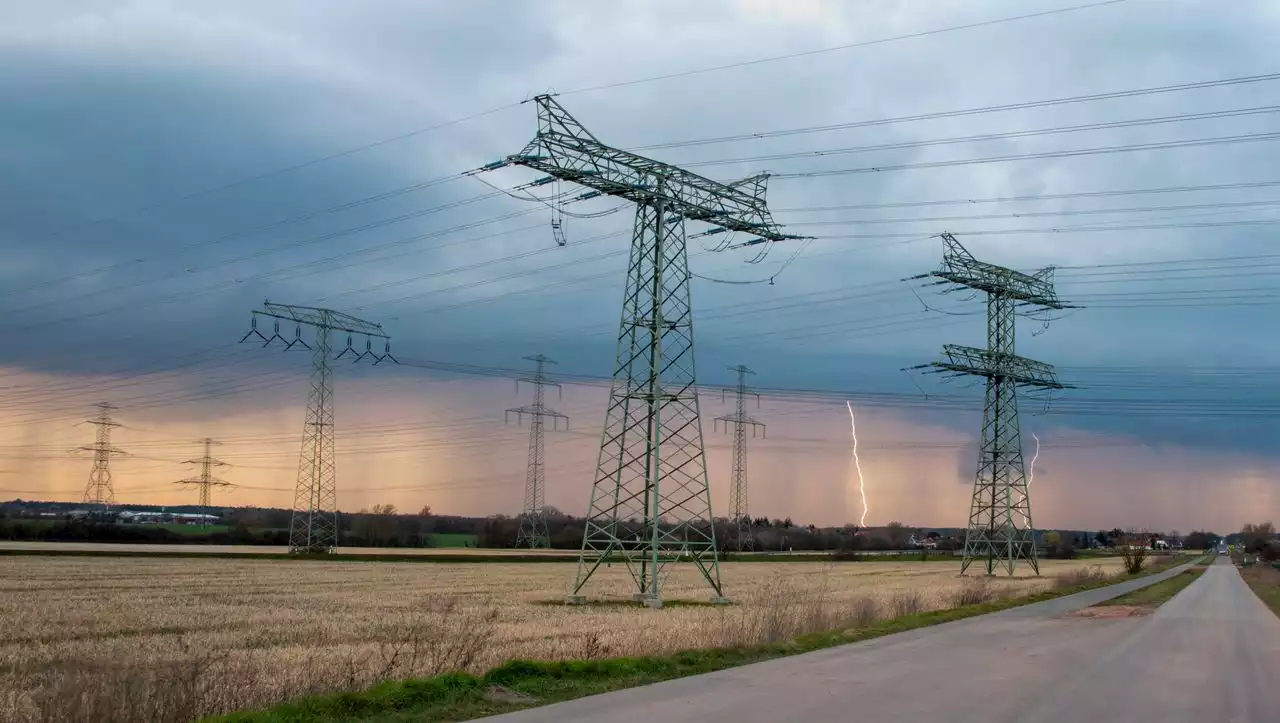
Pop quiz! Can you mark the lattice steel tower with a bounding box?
[80,402,125,509]
[241,301,397,554]
[485,95,799,606]
[175,438,232,519]
[714,365,764,552]
[908,233,1073,576]
[506,354,569,549]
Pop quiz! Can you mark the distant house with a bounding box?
[907,534,938,550]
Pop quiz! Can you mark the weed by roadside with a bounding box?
[1239,564,1280,618]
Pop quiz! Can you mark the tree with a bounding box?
[1043,531,1061,550]
[925,530,941,540]
[1095,530,1111,548]
[418,505,433,517]
[935,536,961,551]
[884,521,910,549]
[1185,530,1215,550]
[1241,522,1276,553]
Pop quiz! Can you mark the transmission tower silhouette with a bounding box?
[506,354,569,549]
[484,95,800,606]
[80,402,125,509]
[714,365,764,552]
[175,438,232,521]
[241,301,398,554]
[907,233,1074,576]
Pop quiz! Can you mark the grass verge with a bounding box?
[205,559,1192,723]
[1239,563,1280,618]
[1096,566,1206,608]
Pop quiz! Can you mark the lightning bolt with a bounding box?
[847,401,868,527]
[1022,432,1040,527]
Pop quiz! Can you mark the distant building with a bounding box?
[117,510,219,525]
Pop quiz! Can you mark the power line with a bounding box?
[560,0,1129,95]
[777,179,1280,213]
[773,131,1280,179]
[679,106,1280,170]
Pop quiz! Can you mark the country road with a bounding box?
[482,558,1280,723]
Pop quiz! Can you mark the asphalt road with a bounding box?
[482,557,1280,723]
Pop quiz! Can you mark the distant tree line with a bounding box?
[0,502,477,548]
[4,500,1236,555]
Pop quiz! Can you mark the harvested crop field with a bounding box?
[0,555,1124,721]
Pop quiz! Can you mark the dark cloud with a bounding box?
[1,0,1278,466]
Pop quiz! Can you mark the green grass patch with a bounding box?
[1096,567,1205,608]
[1240,564,1280,618]
[426,533,479,548]
[204,560,1194,723]
[124,523,231,536]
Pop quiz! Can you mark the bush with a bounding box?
[1118,532,1149,574]
[1259,541,1280,563]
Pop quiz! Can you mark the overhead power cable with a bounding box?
[776,179,1280,213]
[560,0,1128,95]
[636,70,1280,151]
[774,131,1280,178]
[679,106,1280,169]
[28,1,1123,248]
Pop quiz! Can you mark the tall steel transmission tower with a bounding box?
[175,438,232,520]
[485,96,800,606]
[241,301,398,554]
[714,365,764,552]
[506,354,569,549]
[80,402,125,509]
[908,233,1074,576]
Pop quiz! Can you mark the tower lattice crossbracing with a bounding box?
[715,365,764,552]
[486,96,802,606]
[908,233,1075,576]
[507,354,568,549]
[80,402,124,509]
[241,302,397,554]
[176,438,231,520]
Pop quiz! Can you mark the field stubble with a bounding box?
[0,555,1123,722]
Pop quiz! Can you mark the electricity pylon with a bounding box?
[486,95,801,606]
[241,301,398,554]
[175,438,232,522]
[907,233,1074,576]
[714,365,764,552]
[80,402,125,510]
[506,354,568,549]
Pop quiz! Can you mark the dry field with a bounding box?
[0,555,1124,722]
[0,541,570,556]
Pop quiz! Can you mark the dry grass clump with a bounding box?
[947,577,1004,607]
[0,555,1122,722]
[1052,565,1110,590]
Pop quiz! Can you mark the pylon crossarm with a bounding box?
[503,95,798,245]
[927,345,1069,388]
[928,233,1065,308]
[255,303,388,338]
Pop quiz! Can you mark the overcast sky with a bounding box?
[1,0,1277,533]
